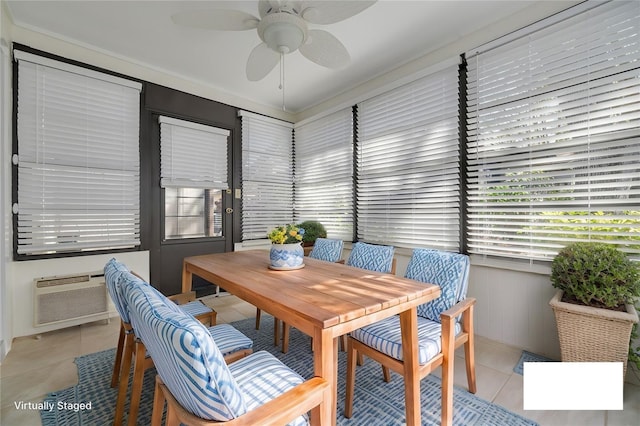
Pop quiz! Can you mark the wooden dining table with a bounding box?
[181,250,441,426]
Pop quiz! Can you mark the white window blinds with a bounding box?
[159,116,229,189]
[466,0,640,261]
[356,64,460,250]
[294,108,353,240]
[15,51,142,255]
[239,111,294,240]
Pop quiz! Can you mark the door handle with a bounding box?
[225,208,233,214]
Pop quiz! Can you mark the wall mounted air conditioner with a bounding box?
[33,272,110,327]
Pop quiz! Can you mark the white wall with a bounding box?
[469,263,559,358]
[1,0,13,361]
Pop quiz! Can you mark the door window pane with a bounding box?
[165,188,222,239]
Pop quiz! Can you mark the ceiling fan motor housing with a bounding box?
[258,12,308,54]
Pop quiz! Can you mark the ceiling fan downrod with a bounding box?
[280,52,286,111]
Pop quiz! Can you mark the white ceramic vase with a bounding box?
[269,243,304,270]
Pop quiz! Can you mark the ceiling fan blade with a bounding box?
[299,1,376,25]
[172,10,259,31]
[299,30,350,69]
[246,43,281,81]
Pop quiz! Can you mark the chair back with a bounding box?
[346,242,395,273]
[405,249,470,323]
[309,238,344,262]
[120,272,247,421]
[104,258,133,323]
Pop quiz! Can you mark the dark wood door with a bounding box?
[143,84,240,296]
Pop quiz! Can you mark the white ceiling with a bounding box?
[5,1,576,116]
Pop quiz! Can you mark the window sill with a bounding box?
[470,254,551,276]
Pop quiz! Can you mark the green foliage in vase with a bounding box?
[551,242,640,309]
[297,220,327,244]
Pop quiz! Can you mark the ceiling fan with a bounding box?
[172,0,377,82]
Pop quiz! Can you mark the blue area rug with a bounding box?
[513,350,555,375]
[41,316,538,425]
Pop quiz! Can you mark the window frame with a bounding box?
[293,108,355,241]
[354,62,462,252]
[464,0,640,262]
[239,110,295,242]
[12,46,143,260]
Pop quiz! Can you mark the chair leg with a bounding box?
[111,323,126,388]
[255,308,261,330]
[465,337,477,393]
[441,319,456,426]
[382,365,391,383]
[344,338,358,418]
[166,403,180,426]
[127,340,147,426]
[464,309,477,394]
[114,333,134,426]
[357,352,364,366]
[273,318,281,346]
[339,335,347,352]
[282,323,290,353]
[151,376,165,426]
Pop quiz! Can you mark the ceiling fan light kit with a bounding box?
[258,12,308,54]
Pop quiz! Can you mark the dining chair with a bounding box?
[309,237,344,262]
[345,241,396,274]
[344,248,476,426]
[117,271,329,426]
[104,259,253,426]
[279,238,345,353]
[105,260,216,389]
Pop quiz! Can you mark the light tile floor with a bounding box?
[1,294,639,425]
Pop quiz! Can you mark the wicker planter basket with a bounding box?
[549,290,639,376]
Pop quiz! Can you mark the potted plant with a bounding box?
[297,220,327,255]
[267,224,305,270]
[549,242,640,376]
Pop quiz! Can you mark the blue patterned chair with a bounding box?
[118,273,328,426]
[309,238,344,262]
[345,242,396,274]
[344,248,476,426]
[104,259,253,426]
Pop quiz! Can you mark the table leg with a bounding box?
[310,328,336,426]
[181,264,192,293]
[400,307,421,426]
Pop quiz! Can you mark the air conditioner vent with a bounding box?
[34,272,109,327]
[35,275,91,288]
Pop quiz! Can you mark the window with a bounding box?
[159,116,229,240]
[466,1,640,261]
[356,63,461,250]
[239,111,294,241]
[164,188,222,239]
[14,51,141,256]
[294,108,353,240]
